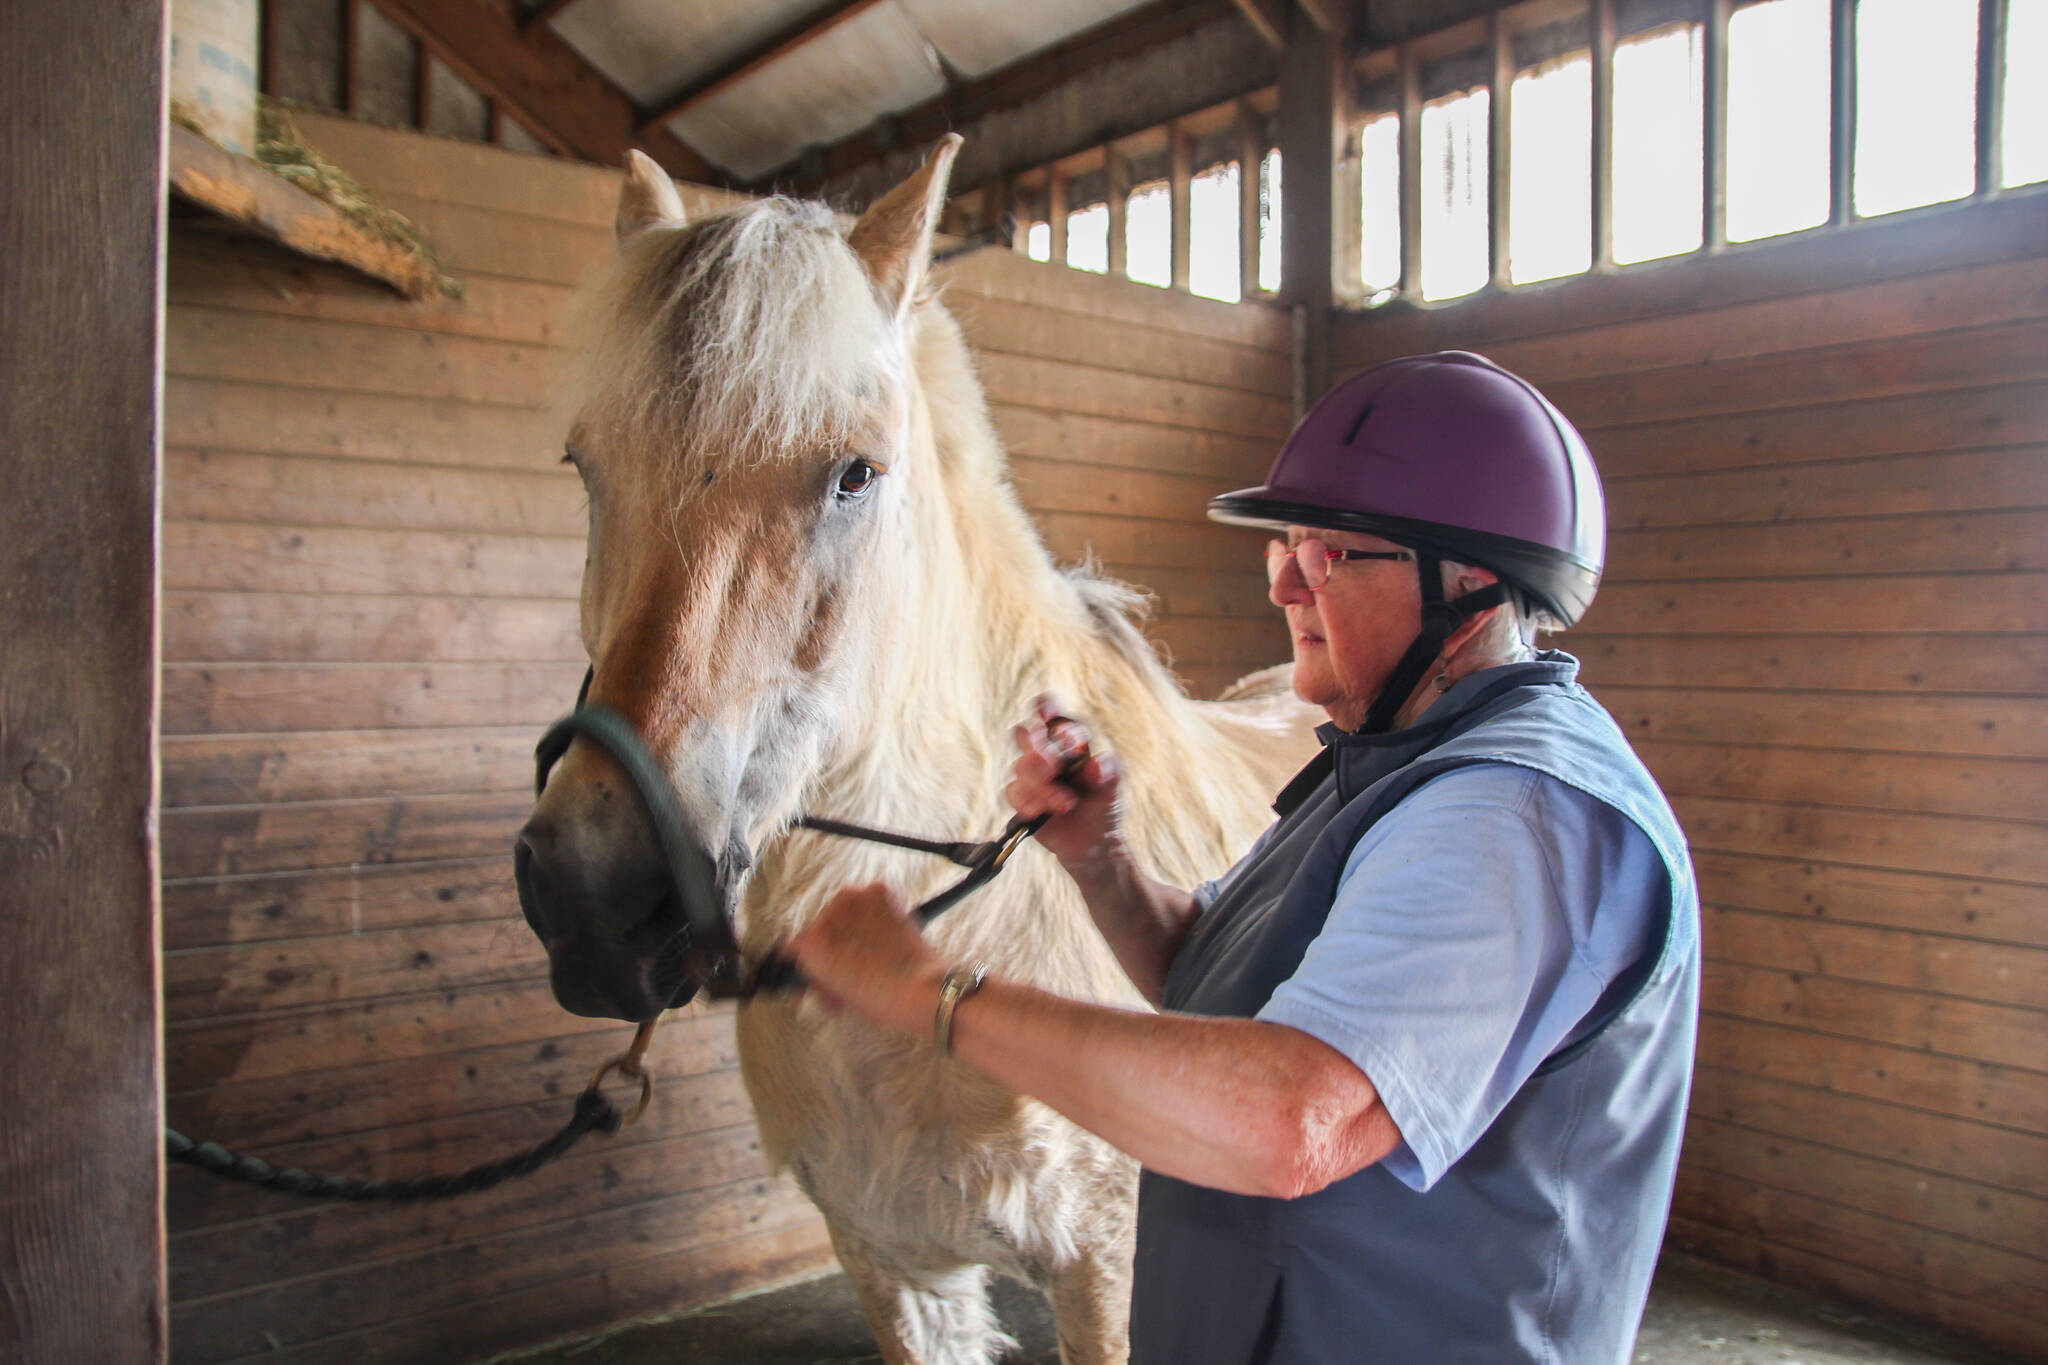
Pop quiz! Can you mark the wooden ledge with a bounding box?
[167,124,448,300]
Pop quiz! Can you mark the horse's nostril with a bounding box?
[513,834,554,939]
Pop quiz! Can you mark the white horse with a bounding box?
[515,137,1320,1364]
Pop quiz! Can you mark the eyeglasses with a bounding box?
[1266,537,1415,591]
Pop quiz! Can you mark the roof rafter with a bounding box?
[636,0,894,138]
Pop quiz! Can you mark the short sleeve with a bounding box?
[1256,764,1660,1190]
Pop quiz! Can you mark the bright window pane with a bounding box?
[1854,0,1978,215]
[1509,53,1592,284]
[1066,203,1109,273]
[1727,0,1832,241]
[1260,149,1282,293]
[1359,113,1401,295]
[1612,23,1704,264]
[1126,181,1171,287]
[1026,220,1051,262]
[1189,162,1242,302]
[2004,0,2047,187]
[1420,87,1489,301]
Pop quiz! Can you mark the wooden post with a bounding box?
[1830,0,1855,225]
[1170,121,1193,290]
[344,0,362,116]
[0,2,167,1361]
[1278,3,1340,403]
[1704,0,1731,251]
[415,41,435,130]
[1397,44,1422,297]
[1239,100,1265,298]
[1048,168,1069,265]
[1591,0,1615,266]
[1976,0,2005,197]
[1489,13,1514,287]
[1107,143,1130,277]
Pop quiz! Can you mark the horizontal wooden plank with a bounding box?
[162,857,516,950]
[230,1220,835,1365]
[165,377,564,470]
[1703,905,2048,1011]
[1691,850,2048,948]
[171,1116,771,1301]
[1605,445,2048,531]
[1587,380,2048,482]
[168,239,575,347]
[165,520,583,598]
[1544,319,2048,431]
[1037,510,1270,573]
[1676,793,2048,884]
[163,728,535,807]
[162,661,586,734]
[165,590,582,664]
[1333,191,2048,363]
[1482,254,2048,389]
[168,305,557,407]
[370,188,613,287]
[1697,1013,2047,1133]
[1594,686,2048,759]
[165,976,633,1090]
[952,290,1291,398]
[166,1008,738,1151]
[162,791,530,879]
[1666,1215,2048,1363]
[1586,572,2048,637]
[163,915,543,1021]
[1670,1165,2048,1323]
[991,402,1275,482]
[1638,740,2048,824]
[1178,661,1268,700]
[1681,1112,2048,1260]
[1147,614,1290,669]
[979,351,1292,440]
[1689,1064,2048,1200]
[1574,633,2048,696]
[1101,563,1276,620]
[1703,960,2045,1074]
[1011,454,1251,525]
[169,1173,817,1360]
[1606,510,2048,582]
[165,449,583,537]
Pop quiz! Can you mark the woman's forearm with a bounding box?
[1060,845,1201,1006]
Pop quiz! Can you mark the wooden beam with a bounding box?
[368,0,715,182]
[1170,122,1193,289]
[1294,0,1347,40]
[414,41,434,131]
[1107,143,1131,277]
[1829,0,1854,225]
[1976,0,2005,197]
[638,0,890,137]
[521,0,591,33]
[0,2,166,1360]
[343,0,362,116]
[1048,169,1069,265]
[1240,100,1265,299]
[1489,11,1513,286]
[1592,0,1616,265]
[1397,43,1422,296]
[1278,4,1338,396]
[1233,0,1285,50]
[1704,0,1730,251]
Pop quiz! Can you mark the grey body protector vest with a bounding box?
[1131,657,1701,1365]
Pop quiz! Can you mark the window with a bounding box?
[1726,0,1831,242]
[1026,220,1051,262]
[1611,22,1704,264]
[1421,87,1490,300]
[1126,181,1173,287]
[1359,112,1402,298]
[1260,149,1283,293]
[2007,0,2048,187]
[1854,0,1978,215]
[1189,162,1243,302]
[1066,202,1109,274]
[1509,52,1592,283]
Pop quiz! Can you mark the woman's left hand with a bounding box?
[783,883,945,1035]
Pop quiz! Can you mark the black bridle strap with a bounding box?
[793,815,988,867]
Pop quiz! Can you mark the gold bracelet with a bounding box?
[933,961,990,1054]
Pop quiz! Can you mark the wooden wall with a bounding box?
[161,113,1288,1363]
[1328,192,2048,1362]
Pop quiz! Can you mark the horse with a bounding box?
[513,136,1322,1364]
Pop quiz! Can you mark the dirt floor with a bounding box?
[497,1252,2004,1364]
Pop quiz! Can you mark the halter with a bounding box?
[532,668,1068,1000]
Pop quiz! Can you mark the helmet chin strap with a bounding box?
[1358,555,1509,734]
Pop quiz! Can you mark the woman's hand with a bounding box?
[1008,695,1125,874]
[783,883,945,1036]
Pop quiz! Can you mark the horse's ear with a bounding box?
[617,150,688,243]
[848,134,963,321]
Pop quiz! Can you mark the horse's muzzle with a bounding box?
[513,822,703,1020]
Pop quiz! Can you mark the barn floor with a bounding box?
[497,1252,2001,1365]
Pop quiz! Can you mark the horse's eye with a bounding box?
[837,458,878,497]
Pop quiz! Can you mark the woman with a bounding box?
[786,351,1701,1364]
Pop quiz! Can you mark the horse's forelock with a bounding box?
[563,197,905,493]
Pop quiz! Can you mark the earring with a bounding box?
[1432,670,1452,692]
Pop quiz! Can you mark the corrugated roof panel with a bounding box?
[896,0,1155,78]
[664,1,946,179]
[550,0,818,106]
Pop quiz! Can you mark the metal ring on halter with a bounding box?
[583,1056,655,1128]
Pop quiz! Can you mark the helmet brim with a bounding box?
[1209,489,1602,628]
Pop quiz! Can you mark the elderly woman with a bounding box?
[786,352,1701,1365]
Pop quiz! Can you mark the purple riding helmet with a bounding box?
[1209,350,1606,733]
